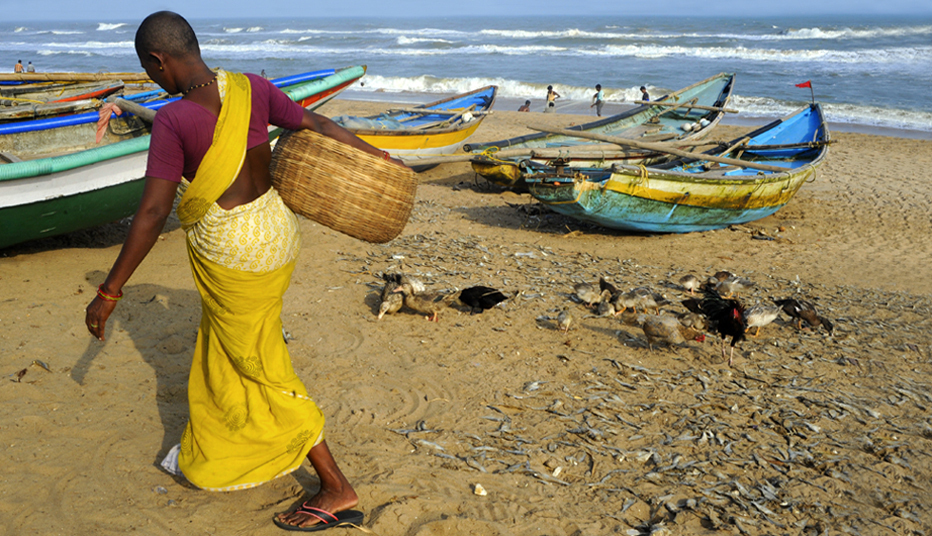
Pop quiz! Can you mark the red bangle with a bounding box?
[97,284,123,302]
[382,151,390,161]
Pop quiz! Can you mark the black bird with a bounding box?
[459,286,511,314]
[773,298,834,335]
[599,276,620,297]
[683,288,746,366]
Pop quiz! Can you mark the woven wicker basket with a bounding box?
[270,129,416,244]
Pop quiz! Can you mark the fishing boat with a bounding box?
[467,73,735,189]
[524,104,830,234]
[1,80,125,105]
[0,81,126,122]
[0,66,366,250]
[333,85,497,169]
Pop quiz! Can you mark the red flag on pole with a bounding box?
[795,80,812,88]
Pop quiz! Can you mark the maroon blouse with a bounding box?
[145,73,305,183]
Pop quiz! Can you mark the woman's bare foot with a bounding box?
[275,441,359,529]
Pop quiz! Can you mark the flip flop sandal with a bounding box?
[273,503,364,532]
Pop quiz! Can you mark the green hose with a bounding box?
[0,136,151,181]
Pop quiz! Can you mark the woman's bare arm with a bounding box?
[85,177,178,340]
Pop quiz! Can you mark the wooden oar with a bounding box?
[408,146,650,167]
[634,100,739,114]
[388,106,490,116]
[529,126,788,173]
[411,107,481,131]
[654,97,698,119]
[115,98,157,123]
[0,72,152,83]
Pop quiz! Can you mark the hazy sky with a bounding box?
[7,0,932,21]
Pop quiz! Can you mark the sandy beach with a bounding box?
[2,99,932,536]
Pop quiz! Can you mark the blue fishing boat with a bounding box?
[525,104,830,233]
[333,85,496,168]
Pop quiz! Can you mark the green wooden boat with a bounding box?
[467,73,736,190]
[0,66,366,250]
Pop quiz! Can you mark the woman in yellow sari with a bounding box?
[85,11,403,532]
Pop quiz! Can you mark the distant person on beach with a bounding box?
[518,100,531,112]
[14,60,23,73]
[26,61,35,73]
[84,10,403,531]
[591,84,604,117]
[545,85,560,113]
[640,86,650,102]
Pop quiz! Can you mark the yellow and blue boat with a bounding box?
[333,85,496,169]
[525,104,830,234]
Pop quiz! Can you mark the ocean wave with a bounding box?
[397,36,454,45]
[224,27,244,33]
[37,50,93,57]
[97,23,127,31]
[781,25,932,40]
[15,27,27,32]
[280,27,471,37]
[247,27,263,32]
[32,30,85,35]
[598,44,932,64]
[196,39,932,64]
[446,25,932,43]
[731,95,932,131]
[461,25,932,42]
[24,35,929,66]
[357,75,649,103]
[351,76,932,132]
[479,28,626,40]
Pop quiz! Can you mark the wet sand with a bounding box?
[2,100,931,535]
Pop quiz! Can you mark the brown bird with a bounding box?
[714,274,754,298]
[377,279,404,320]
[712,270,735,282]
[382,272,426,293]
[632,287,660,314]
[773,298,834,334]
[639,314,705,351]
[679,274,701,296]
[613,290,639,315]
[743,303,781,337]
[557,308,574,333]
[393,283,456,322]
[595,289,616,317]
[573,282,601,307]
[678,311,708,331]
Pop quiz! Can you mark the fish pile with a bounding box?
[333,230,930,534]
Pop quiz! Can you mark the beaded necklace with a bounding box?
[182,75,217,96]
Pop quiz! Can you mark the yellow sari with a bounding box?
[173,70,324,492]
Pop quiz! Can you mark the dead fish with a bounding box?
[411,438,445,451]
[389,420,440,435]
[32,360,52,372]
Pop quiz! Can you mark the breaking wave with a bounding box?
[96,23,127,31]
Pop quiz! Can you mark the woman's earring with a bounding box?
[159,66,163,71]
